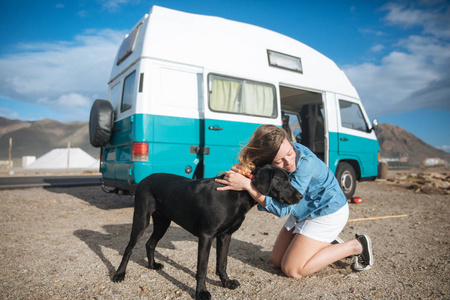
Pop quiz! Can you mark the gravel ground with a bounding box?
[1,169,449,299]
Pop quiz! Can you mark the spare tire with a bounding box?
[89,99,114,147]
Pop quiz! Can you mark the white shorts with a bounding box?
[284,203,349,243]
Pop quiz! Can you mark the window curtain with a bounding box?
[243,82,274,116]
[210,75,275,117]
[210,78,241,113]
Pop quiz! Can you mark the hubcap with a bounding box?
[341,171,353,193]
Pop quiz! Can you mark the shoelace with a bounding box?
[357,253,367,265]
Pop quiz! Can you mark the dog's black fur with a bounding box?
[112,164,302,300]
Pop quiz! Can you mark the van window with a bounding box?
[121,71,136,112]
[282,111,302,143]
[339,100,368,132]
[208,74,276,118]
[116,23,141,65]
[110,81,122,117]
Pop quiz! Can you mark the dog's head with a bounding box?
[251,164,302,204]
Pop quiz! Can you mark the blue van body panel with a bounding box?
[101,117,379,189]
[102,114,201,184]
[203,119,261,177]
[328,131,379,178]
[101,114,265,185]
[149,114,201,178]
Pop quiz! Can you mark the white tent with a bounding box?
[24,148,99,170]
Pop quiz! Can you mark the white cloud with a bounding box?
[343,1,450,118]
[382,3,432,28]
[78,10,88,17]
[38,93,91,109]
[370,44,385,52]
[98,0,140,12]
[359,28,385,37]
[0,107,19,120]
[0,29,125,121]
[57,93,91,108]
[382,2,450,38]
[438,145,450,153]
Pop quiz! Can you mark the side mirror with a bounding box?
[370,118,378,132]
[372,118,378,129]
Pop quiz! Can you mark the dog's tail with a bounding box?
[132,182,156,232]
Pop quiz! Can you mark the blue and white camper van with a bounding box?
[89,6,380,198]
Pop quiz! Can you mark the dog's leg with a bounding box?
[216,234,240,289]
[112,214,150,282]
[112,193,153,282]
[196,235,213,300]
[146,211,171,270]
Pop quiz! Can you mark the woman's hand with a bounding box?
[215,165,251,191]
[215,165,267,207]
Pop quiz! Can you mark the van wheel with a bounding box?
[89,99,114,147]
[336,162,356,199]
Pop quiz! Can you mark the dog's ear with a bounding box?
[251,165,273,195]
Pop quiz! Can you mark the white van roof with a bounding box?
[110,6,359,98]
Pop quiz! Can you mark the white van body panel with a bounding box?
[110,6,360,118]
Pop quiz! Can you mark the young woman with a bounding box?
[215,125,373,278]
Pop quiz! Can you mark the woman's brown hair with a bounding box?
[238,125,289,175]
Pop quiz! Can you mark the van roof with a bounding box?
[110,6,359,99]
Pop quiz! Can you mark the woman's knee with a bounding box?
[270,252,282,268]
[281,264,303,279]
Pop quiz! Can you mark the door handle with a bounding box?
[208,126,223,131]
[340,137,348,141]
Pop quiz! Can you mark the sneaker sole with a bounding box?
[364,235,373,267]
[352,260,372,271]
[353,234,373,271]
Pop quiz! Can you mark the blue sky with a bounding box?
[0,0,449,152]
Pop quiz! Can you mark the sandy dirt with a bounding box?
[0,169,449,299]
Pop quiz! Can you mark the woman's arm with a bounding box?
[215,167,267,208]
[215,166,294,216]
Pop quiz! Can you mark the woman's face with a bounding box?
[271,139,296,173]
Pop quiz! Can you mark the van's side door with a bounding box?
[202,74,279,178]
[147,62,205,178]
[336,95,379,177]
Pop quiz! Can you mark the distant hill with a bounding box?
[0,117,448,167]
[375,123,450,166]
[0,117,99,165]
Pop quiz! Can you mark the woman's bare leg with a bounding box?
[280,234,362,278]
[271,227,296,268]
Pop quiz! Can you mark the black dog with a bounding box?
[112,164,302,300]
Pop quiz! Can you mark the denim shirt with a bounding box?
[258,143,347,221]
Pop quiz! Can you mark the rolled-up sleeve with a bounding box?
[257,196,293,217]
[256,153,315,218]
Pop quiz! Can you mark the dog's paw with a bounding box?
[149,262,164,270]
[223,279,240,290]
[196,290,211,300]
[112,272,125,283]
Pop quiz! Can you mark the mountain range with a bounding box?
[0,116,448,167]
[374,123,450,165]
